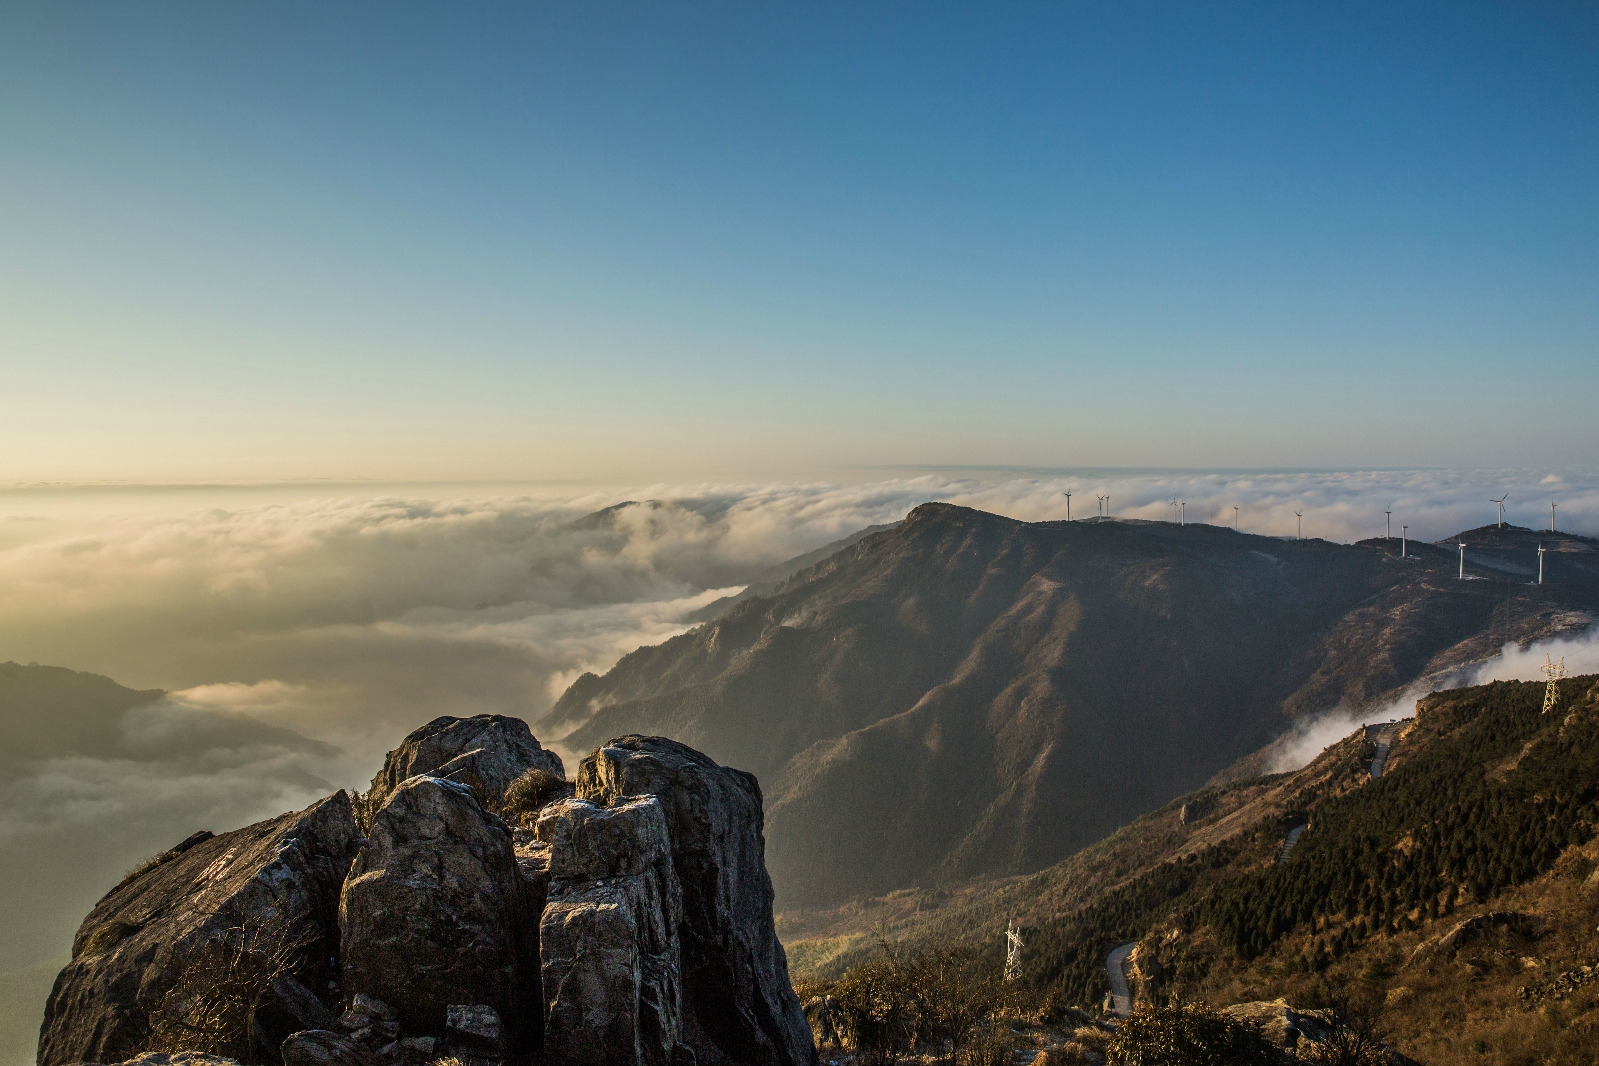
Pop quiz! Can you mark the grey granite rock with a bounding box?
[339,777,535,1056]
[578,737,816,1066]
[537,796,685,1066]
[39,793,361,1066]
[364,715,564,816]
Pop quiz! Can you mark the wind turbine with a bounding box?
[1295,511,1303,540]
[1538,544,1546,585]
[1401,525,1408,559]
[1458,542,1466,580]
[1095,494,1105,519]
[1384,511,1391,540]
[1550,500,1557,532]
[1063,491,1073,521]
[1233,506,1239,531]
[1491,494,1508,528]
[1105,495,1111,518]
[1179,501,1186,527]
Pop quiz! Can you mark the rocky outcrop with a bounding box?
[1410,910,1545,963]
[339,776,535,1055]
[1218,1000,1333,1054]
[39,792,360,1066]
[578,736,814,1066]
[365,714,565,816]
[43,718,813,1066]
[1220,1000,1419,1065]
[537,796,685,1066]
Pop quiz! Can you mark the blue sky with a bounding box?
[2,2,1595,479]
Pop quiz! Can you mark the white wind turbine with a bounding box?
[1550,500,1557,532]
[1295,511,1303,540]
[1233,506,1239,531]
[1179,500,1186,527]
[1401,525,1408,558]
[1063,490,1073,521]
[1491,494,1509,528]
[1385,511,1391,540]
[1458,542,1466,580]
[1538,544,1546,585]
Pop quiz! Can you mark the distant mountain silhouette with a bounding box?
[554,504,1599,907]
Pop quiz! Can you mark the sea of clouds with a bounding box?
[0,467,1594,1055]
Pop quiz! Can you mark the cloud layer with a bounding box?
[0,468,1594,1056]
[1269,627,1599,774]
[3,468,1594,762]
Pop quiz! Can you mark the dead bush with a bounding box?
[145,921,317,1062]
[498,767,571,826]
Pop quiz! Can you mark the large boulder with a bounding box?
[339,776,537,1057]
[39,793,360,1066]
[365,715,565,816]
[577,737,815,1066]
[536,795,685,1066]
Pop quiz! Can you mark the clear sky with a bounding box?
[2,2,1595,480]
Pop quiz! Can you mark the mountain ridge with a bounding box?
[553,503,1599,907]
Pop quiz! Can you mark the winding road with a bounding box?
[1365,719,1408,778]
[1105,942,1135,1016]
[1369,739,1392,778]
[1277,823,1307,863]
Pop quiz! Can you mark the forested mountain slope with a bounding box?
[554,503,1598,906]
[789,676,1599,1066]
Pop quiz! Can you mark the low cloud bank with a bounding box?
[0,697,355,1017]
[1270,627,1599,773]
[1,467,1592,774]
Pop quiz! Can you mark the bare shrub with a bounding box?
[145,921,316,1061]
[498,767,571,826]
[958,1019,1018,1066]
[1297,989,1391,1066]
[1106,999,1278,1066]
[831,940,1013,1065]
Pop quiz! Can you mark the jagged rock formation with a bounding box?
[537,796,684,1066]
[340,776,536,1053]
[38,793,360,1066]
[578,737,814,1066]
[41,717,814,1066]
[364,714,565,816]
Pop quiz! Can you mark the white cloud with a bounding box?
[2,468,1593,769]
[1270,627,1599,773]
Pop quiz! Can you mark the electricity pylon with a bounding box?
[1004,920,1024,982]
[1542,654,1565,715]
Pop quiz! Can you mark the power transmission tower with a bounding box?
[1004,920,1024,982]
[1542,654,1565,715]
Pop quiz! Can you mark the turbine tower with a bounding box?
[1401,525,1408,559]
[1004,920,1024,982]
[1458,542,1466,580]
[1063,490,1072,522]
[1550,500,1557,532]
[1095,494,1105,519]
[1295,511,1303,540]
[1233,505,1239,531]
[1491,494,1508,528]
[1385,511,1391,540]
[1542,654,1566,715]
[1179,500,1186,527]
[1538,544,1546,585]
